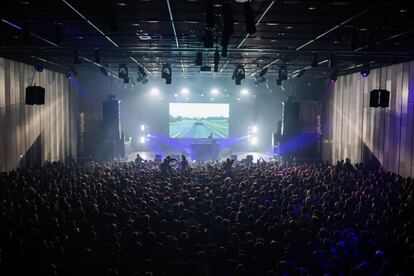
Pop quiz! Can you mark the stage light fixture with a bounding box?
[161,63,172,84]
[311,52,318,67]
[211,88,219,95]
[195,52,203,66]
[214,47,220,72]
[252,125,258,133]
[251,136,258,145]
[232,65,245,85]
[329,70,339,84]
[241,89,249,96]
[140,124,145,131]
[150,88,159,95]
[65,73,72,80]
[181,88,189,95]
[34,64,44,72]
[140,136,146,144]
[243,1,256,34]
[361,64,370,77]
[278,65,288,81]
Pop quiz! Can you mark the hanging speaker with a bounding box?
[379,89,390,108]
[25,86,45,105]
[369,89,380,107]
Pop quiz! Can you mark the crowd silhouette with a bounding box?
[0,158,413,275]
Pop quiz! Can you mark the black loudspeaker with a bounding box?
[379,89,390,108]
[25,86,45,105]
[370,89,380,107]
[282,101,300,141]
[102,96,120,141]
[370,89,390,108]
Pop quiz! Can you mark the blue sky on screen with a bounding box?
[169,103,229,119]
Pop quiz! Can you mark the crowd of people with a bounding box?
[0,157,413,275]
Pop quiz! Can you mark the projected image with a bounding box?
[169,103,229,138]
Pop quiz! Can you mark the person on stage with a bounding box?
[134,154,145,164]
[178,155,189,173]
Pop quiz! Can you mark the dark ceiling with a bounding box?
[1,0,413,81]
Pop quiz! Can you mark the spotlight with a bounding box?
[251,136,258,145]
[94,48,100,64]
[181,88,189,95]
[211,88,219,95]
[243,1,256,34]
[34,64,44,72]
[140,124,145,131]
[241,89,249,96]
[150,88,159,95]
[118,64,128,80]
[161,63,172,84]
[195,52,203,66]
[329,70,339,83]
[278,65,288,81]
[311,52,318,67]
[140,136,146,144]
[73,49,81,64]
[252,125,258,133]
[214,47,220,72]
[232,65,245,85]
[361,64,370,77]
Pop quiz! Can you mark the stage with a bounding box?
[126,151,273,163]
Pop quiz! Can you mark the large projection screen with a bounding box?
[169,103,229,138]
